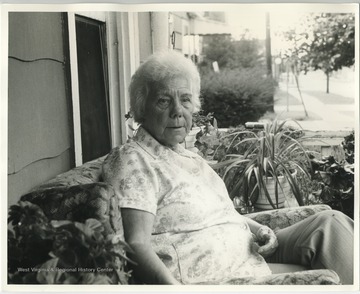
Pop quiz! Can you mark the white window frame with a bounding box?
[67,11,139,166]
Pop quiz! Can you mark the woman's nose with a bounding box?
[170,99,183,118]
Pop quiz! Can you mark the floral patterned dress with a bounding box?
[102,127,271,284]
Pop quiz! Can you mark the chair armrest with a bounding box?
[20,182,122,236]
[245,204,332,232]
[31,156,106,190]
[225,269,340,285]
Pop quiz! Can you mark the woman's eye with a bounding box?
[181,95,192,104]
[157,97,171,108]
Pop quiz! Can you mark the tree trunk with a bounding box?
[326,72,330,94]
[293,70,309,117]
[265,13,274,112]
[265,13,272,78]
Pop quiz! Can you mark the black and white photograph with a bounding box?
[1,2,359,292]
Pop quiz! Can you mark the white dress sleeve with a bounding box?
[102,145,158,215]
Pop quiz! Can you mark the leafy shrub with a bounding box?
[298,130,355,219]
[342,131,354,164]
[192,112,215,128]
[200,68,276,128]
[309,155,354,219]
[8,201,132,284]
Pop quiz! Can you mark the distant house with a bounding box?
[170,11,231,62]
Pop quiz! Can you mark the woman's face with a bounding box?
[142,76,194,147]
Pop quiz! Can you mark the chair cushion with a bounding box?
[246,205,332,232]
[20,182,122,237]
[32,156,106,190]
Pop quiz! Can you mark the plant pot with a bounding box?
[254,171,297,210]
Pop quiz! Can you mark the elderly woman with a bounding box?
[102,51,354,285]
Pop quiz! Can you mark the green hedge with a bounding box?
[200,68,276,127]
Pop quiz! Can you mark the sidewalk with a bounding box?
[263,80,356,132]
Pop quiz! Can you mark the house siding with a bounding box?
[8,12,74,206]
[138,12,152,62]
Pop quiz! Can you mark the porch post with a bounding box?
[150,12,170,52]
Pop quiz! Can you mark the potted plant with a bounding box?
[342,131,354,164]
[184,112,217,152]
[8,201,133,284]
[210,119,312,211]
[310,154,354,219]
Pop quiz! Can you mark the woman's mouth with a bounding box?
[167,126,184,129]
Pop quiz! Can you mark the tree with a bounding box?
[199,33,264,73]
[199,35,236,72]
[300,13,355,93]
[281,29,310,117]
[233,38,264,68]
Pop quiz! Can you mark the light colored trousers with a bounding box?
[266,210,354,285]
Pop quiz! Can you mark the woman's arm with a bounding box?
[121,208,181,285]
[245,217,263,234]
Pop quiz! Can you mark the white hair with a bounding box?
[129,50,201,124]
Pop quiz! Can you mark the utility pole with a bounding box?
[265,12,274,112]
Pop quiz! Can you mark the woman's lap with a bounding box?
[265,210,354,284]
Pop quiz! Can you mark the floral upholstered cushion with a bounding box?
[20,182,122,237]
[20,156,123,236]
[225,269,340,285]
[246,205,332,232]
[32,156,106,190]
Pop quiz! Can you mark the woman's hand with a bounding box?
[254,226,278,258]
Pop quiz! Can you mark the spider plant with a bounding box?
[211,119,312,209]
